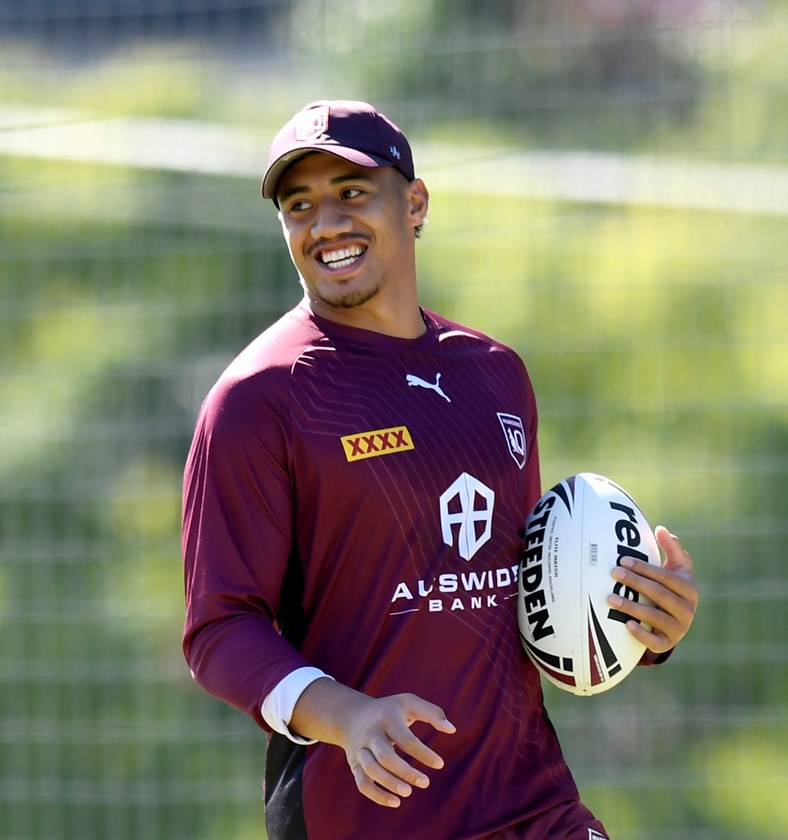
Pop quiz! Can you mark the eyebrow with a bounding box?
[277,170,377,206]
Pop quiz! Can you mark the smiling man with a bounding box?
[275,153,427,333]
[181,100,698,840]
[264,102,429,338]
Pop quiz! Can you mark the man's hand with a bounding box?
[607,525,699,654]
[339,692,456,807]
[289,678,456,808]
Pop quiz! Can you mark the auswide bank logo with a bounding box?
[440,472,495,561]
[341,426,415,462]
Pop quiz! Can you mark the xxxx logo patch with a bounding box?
[341,426,415,462]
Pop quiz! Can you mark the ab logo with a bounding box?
[439,473,495,561]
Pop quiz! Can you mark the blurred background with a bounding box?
[1,1,786,838]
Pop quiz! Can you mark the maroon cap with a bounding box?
[261,100,415,202]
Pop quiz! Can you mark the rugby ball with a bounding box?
[518,473,660,696]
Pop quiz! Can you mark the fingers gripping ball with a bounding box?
[518,473,661,696]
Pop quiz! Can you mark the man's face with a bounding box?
[276,153,428,324]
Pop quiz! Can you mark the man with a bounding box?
[182,100,698,840]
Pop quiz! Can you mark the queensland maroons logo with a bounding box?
[497,412,526,469]
[295,106,329,141]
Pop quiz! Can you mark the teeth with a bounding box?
[320,245,363,268]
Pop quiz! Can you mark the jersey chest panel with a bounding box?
[284,340,532,649]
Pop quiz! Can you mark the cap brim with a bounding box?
[261,146,393,201]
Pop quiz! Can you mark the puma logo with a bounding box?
[405,373,451,403]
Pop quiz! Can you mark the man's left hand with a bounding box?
[607,526,699,655]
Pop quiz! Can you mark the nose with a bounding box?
[311,198,353,239]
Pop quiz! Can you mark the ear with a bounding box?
[406,178,429,229]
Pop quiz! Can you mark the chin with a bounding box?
[313,280,382,311]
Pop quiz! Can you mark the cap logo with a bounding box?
[389,145,401,160]
[295,106,329,142]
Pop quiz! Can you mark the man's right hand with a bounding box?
[289,678,456,808]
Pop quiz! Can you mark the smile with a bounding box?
[319,244,366,270]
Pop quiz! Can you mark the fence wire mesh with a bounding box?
[1,2,786,838]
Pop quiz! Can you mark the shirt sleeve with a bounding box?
[182,370,312,730]
[261,667,335,744]
[519,352,542,510]
[639,648,673,666]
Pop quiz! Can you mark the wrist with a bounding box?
[290,678,368,746]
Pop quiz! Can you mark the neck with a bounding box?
[305,294,427,339]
